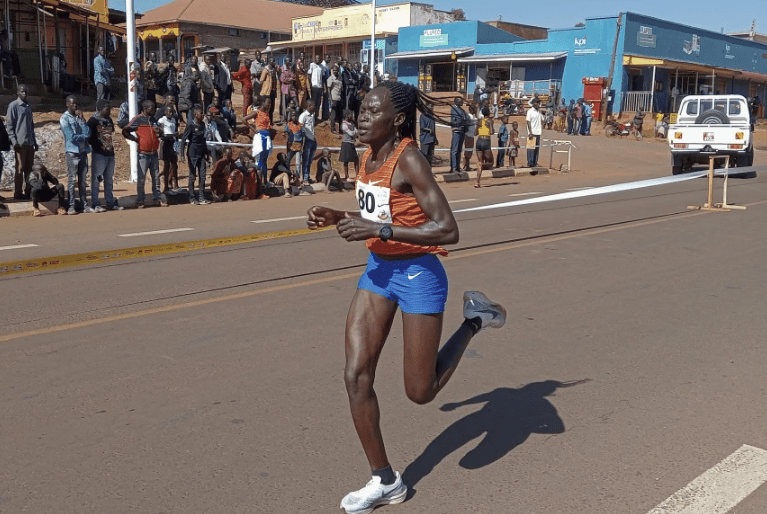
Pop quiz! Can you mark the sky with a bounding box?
[118,0,763,36]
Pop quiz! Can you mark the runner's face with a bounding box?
[357,89,395,145]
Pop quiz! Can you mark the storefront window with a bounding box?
[326,44,342,63]
[347,42,362,63]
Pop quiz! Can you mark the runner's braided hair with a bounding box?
[374,80,459,140]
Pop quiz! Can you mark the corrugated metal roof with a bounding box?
[136,0,323,33]
[387,47,474,59]
[458,51,568,63]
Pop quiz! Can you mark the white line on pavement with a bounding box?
[0,244,38,251]
[250,216,307,224]
[566,187,595,191]
[508,192,543,197]
[448,199,479,204]
[118,228,194,238]
[646,444,767,514]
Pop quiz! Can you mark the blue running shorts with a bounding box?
[357,252,448,314]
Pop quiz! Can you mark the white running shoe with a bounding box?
[463,291,507,330]
[340,473,407,514]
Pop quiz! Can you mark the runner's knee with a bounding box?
[405,381,436,405]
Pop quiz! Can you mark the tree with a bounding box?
[450,8,466,21]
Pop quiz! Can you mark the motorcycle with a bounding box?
[605,119,643,140]
[500,97,524,116]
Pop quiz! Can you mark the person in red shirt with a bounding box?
[122,100,165,208]
[232,58,253,117]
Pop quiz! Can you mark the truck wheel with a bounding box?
[671,155,684,175]
[672,166,683,175]
[695,109,730,125]
[737,149,756,178]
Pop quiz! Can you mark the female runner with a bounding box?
[307,81,506,514]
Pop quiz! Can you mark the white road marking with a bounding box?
[448,199,478,204]
[508,192,543,197]
[567,187,595,191]
[646,444,767,514]
[118,228,194,238]
[250,216,307,224]
[0,244,38,251]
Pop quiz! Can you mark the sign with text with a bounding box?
[292,4,410,43]
[420,29,448,48]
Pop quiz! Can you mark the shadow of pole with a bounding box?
[402,379,590,498]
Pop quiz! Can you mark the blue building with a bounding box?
[390,12,767,118]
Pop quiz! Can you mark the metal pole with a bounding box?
[712,69,716,93]
[126,0,138,182]
[36,1,44,84]
[649,64,656,113]
[674,67,679,111]
[707,156,714,208]
[370,0,376,83]
[86,15,90,83]
[695,71,698,94]
[43,0,48,85]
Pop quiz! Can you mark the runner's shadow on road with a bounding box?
[402,379,589,498]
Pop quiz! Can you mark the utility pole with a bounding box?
[603,13,623,121]
[371,0,376,84]
[126,0,138,182]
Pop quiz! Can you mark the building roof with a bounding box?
[136,0,323,33]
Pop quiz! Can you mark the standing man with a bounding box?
[232,58,253,116]
[279,58,296,124]
[526,97,542,168]
[178,69,201,124]
[93,46,114,101]
[450,96,467,173]
[60,95,92,214]
[122,100,165,208]
[327,65,343,134]
[179,106,210,205]
[308,55,325,124]
[87,99,121,212]
[580,100,592,136]
[260,58,278,124]
[566,99,575,135]
[198,54,216,110]
[419,102,436,166]
[341,60,358,120]
[250,50,264,93]
[164,54,179,109]
[144,52,158,105]
[6,84,37,199]
[215,52,232,109]
[321,54,331,120]
[184,54,198,78]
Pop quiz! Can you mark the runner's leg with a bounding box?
[345,288,399,470]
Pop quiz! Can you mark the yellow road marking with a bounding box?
[0,227,330,277]
[2,199,765,343]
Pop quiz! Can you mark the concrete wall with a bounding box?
[410,4,454,26]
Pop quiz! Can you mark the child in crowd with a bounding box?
[496,115,509,168]
[316,148,344,192]
[157,104,179,194]
[221,98,237,134]
[509,120,520,168]
[270,152,296,198]
[299,100,317,186]
[286,110,304,181]
[203,106,223,163]
[338,109,359,180]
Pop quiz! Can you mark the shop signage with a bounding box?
[724,43,735,60]
[637,26,656,48]
[291,4,409,43]
[363,40,386,50]
[683,34,701,56]
[421,29,449,48]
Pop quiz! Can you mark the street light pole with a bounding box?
[126,0,138,182]
[371,0,376,85]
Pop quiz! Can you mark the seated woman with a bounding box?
[209,147,242,202]
[235,150,264,200]
[316,148,344,192]
[270,153,296,198]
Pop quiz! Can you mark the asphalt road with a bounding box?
[2,144,767,513]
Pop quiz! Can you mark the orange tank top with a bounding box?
[255,110,270,131]
[356,138,448,257]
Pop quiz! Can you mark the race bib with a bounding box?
[356,179,392,224]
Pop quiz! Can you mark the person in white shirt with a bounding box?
[308,55,326,123]
[298,100,317,186]
[525,98,542,167]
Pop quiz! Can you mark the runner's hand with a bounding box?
[337,213,378,241]
[307,206,343,229]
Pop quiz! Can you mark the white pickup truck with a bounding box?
[668,94,755,176]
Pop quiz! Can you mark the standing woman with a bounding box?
[307,81,506,514]
[474,106,494,188]
[243,95,273,184]
[462,102,477,171]
[294,58,308,111]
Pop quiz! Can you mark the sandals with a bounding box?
[474,183,481,188]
